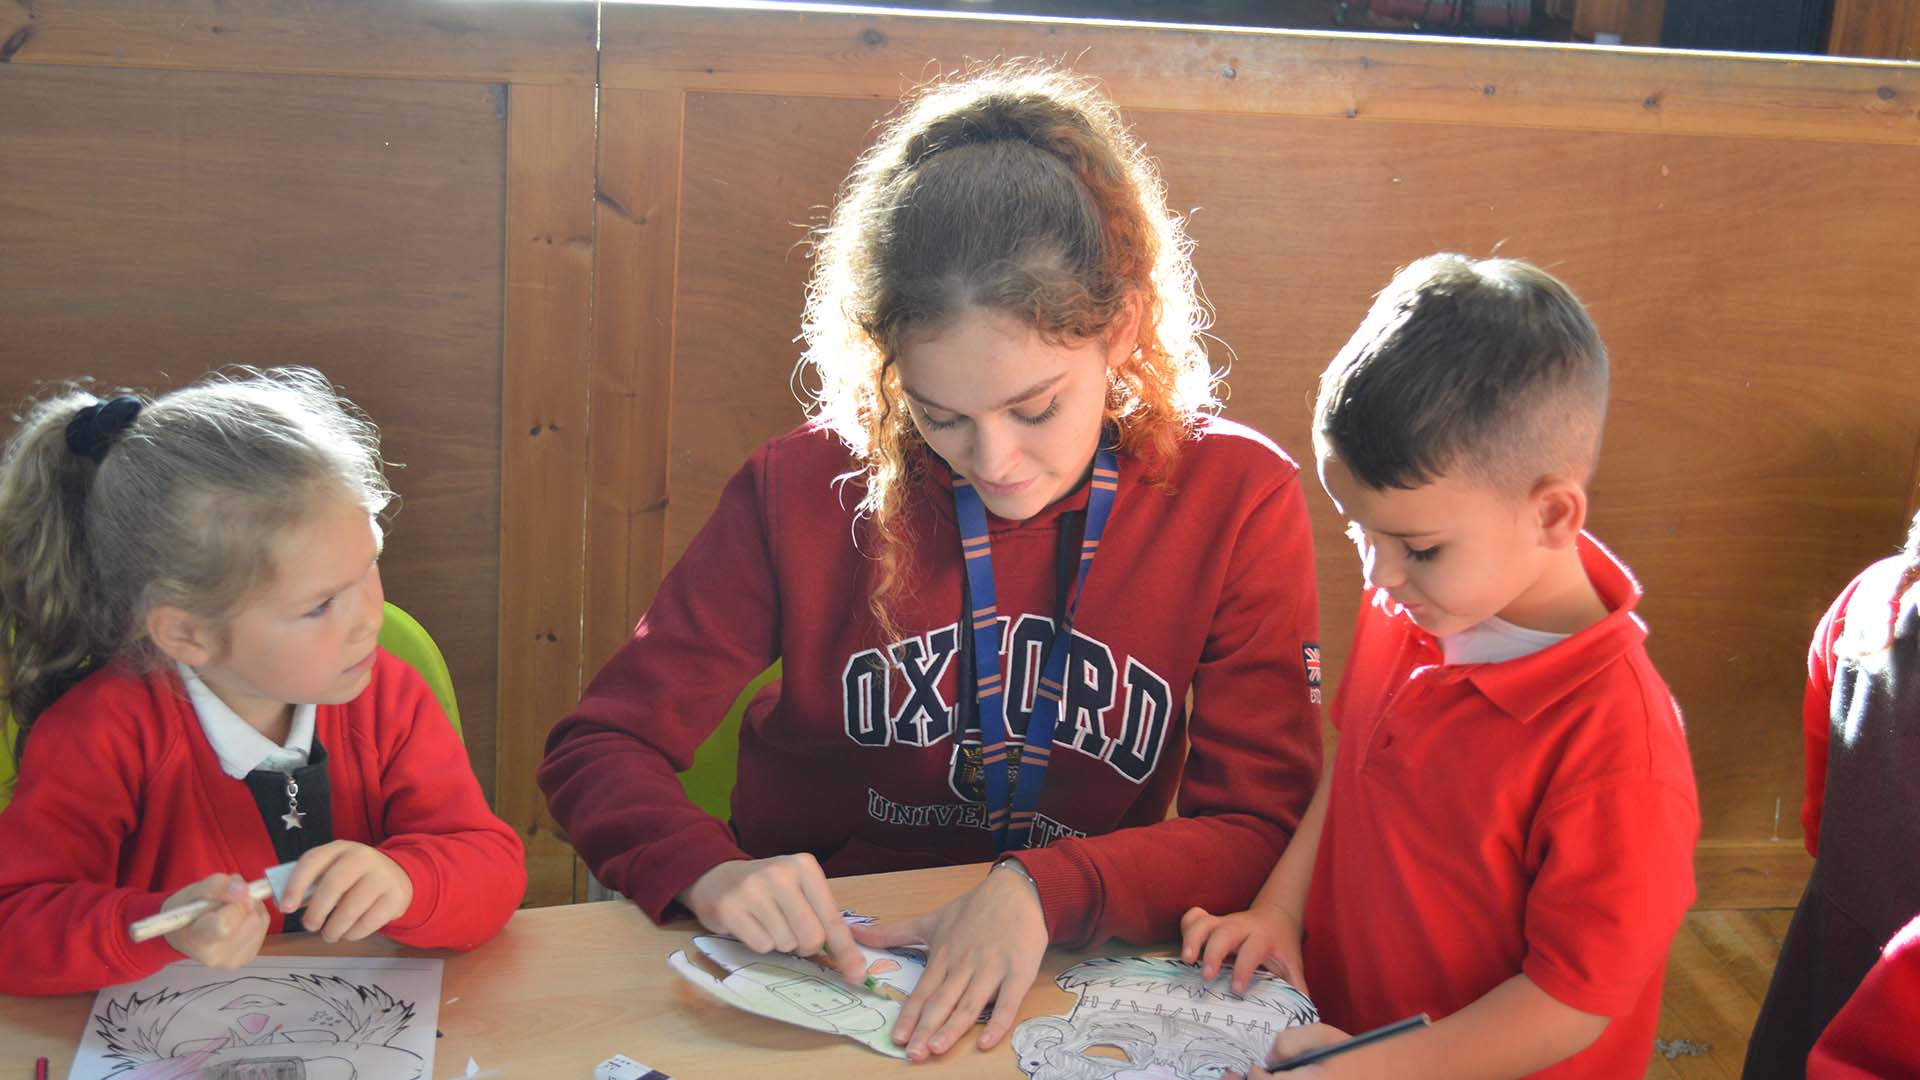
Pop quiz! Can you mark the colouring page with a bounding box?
[668,933,927,1058]
[71,955,442,1080]
[1011,957,1317,1079]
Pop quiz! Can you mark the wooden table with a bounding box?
[2,864,1130,1078]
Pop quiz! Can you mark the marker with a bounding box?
[1265,1013,1430,1072]
[35,1058,49,1080]
[803,952,894,1002]
[129,862,302,943]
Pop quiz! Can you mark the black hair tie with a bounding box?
[65,395,144,465]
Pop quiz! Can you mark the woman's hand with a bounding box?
[1180,903,1308,995]
[162,873,270,968]
[851,860,1048,1061]
[679,854,866,983]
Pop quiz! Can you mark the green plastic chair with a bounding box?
[678,661,780,819]
[0,706,14,812]
[0,601,458,811]
[377,601,463,743]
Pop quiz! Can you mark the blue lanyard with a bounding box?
[953,448,1120,852]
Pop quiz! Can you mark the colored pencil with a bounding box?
[1266,1013,1430,1072]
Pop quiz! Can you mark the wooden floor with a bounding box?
[1647,909,1795,1078]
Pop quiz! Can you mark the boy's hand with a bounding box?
[679,854,867,984]
[280,841,415,943]
[1234,1021,1351,1079]
[1181,904,1307,995]
[162,873,270,968]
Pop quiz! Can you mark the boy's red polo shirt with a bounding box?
[1304,534,1699,1078]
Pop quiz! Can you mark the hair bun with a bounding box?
[64,395,144,465]
[905,92,1067,169]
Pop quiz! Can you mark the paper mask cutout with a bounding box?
[1011,957,1317,1079]
[668,934,927,1058]
[71,956,442,1080]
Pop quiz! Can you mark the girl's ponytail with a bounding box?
[0,390,135,750]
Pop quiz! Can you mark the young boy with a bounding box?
[1182,254,1700,1078]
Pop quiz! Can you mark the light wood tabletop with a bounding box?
[2,863,1143,1078]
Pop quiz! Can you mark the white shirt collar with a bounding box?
[1440,615,1570,667]
[176,662,316,779]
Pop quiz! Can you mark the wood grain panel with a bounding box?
[0,863,1804,1076]
[0,0,596,84]
[1572,0,1668,46]
[665,90,1920,909]
[1829,0,1920,61]
[1695,841,1815,912]
[584,89,688,674]
[602,4,1920,145]
[665,93,886,571]
[498,82,598,908]
[0,61,505,796]
[1646,908,1796,1078]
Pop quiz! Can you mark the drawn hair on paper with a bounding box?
[1011,956,1318,1080]
[90,973,423,1080]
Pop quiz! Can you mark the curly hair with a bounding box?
[798,63,1219,640]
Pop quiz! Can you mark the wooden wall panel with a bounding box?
[602,4,1920,145]
[665,94,886,569]
[0,0,596,84]
[497,82,599,908]
[0,61,506,797]
[11,1,1916,912]
[1829,0,1920,61]
[663,88,1919,906]
[584,90,688,677]
[1571,0,1667,45]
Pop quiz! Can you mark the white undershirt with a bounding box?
[177,661,316,779]
[1439,616,1570,666]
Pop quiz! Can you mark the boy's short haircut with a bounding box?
[1314,253,1609,494]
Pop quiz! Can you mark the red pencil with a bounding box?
[34,1057,48,1080]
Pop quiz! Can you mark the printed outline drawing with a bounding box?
[1011,957,1319,1080]
[668,934,929,1058]
[83,971,427,1080]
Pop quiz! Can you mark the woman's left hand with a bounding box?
[850,861,1048,1061]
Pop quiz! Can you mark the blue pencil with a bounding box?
[1265,1013,1430,1072]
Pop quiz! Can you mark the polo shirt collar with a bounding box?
[176,661,317,779]
[1447,532,1649,724]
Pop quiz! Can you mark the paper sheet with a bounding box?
[668,933,926,1058]
[71,955,443,1080]
[1011,957,1318,1078]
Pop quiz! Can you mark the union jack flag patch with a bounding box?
[1303,643,1322,704]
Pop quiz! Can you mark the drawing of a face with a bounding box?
[1013,1015,1265,1080]
[94,973,424,1080]
[160,976,356,1054]
[730,964,889,1034]
[1010,958,1316,1080]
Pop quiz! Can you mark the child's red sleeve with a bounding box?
[0,704,181,994]
[1802,574,1857,857]
[1521,709,1701,1018]
[1809,915,1920,1079]
[372,657,527,949]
